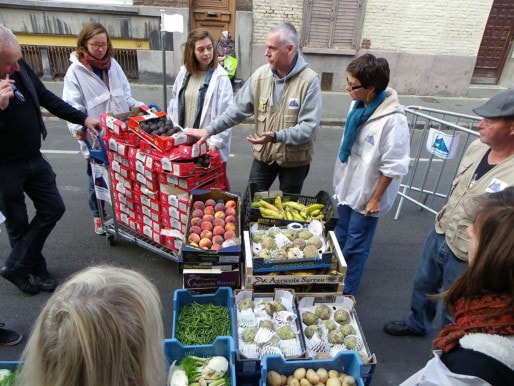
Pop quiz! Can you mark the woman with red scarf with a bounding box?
[63,22,143,235]
[401,187,514,385]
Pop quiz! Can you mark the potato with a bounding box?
[306,369,320,385]
[299,378,313,386]
[289,379,301,386]
[328,370,340,378]
[293,368,306,380]
[326,378,342,386]
[267,370,283,386]
[316,368,329,383]
[342,375,356,386]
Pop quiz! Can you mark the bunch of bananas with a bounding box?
[252,196,325,221]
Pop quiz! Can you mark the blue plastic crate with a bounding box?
[0,361,21,372]
[260,352,364,386]
[172,286,236,344]
[164,337,237,386]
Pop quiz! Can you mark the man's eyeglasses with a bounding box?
[346,78,364,91]
[88,43,108,50]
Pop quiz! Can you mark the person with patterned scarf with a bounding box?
[401,187,514,385]
[63,22,144,235]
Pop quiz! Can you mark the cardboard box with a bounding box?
[182,267,241,291]
[243,231,346,292]
[161,151,221,176]
[158,165,222,190]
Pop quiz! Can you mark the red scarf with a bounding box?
[433,293,514,353]
[79,53,111,72]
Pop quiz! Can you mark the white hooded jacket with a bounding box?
[63,51,143,157]
[332,88,410,215]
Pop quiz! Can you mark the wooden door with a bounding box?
[471,0,514,84]
[191,0,235,40]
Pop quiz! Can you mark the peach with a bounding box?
[214,211,225,220]
[213,225,225,236]
[225,215,236,224]
[202,214,214,223]
[213,218,225,227]
[210,243,222,251]
[192,200,205,210]
[199,238,212,249]
[188,233,201,244]
[214,202,225,212]
[201,221,213,231]
[192,209,204,218]
[224,222,236,232]
[189,225,201,235]
[225,207,236,217]
[212,234,224,245]
[190,217,203,227]
[224,230,236,240]
[200,229,212,240]
[225,199,237,209]
[203,206,215,216]
[205,198,216,207]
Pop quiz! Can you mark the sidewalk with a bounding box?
[43,81,492,126]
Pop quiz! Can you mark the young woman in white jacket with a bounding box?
[167,28,233,190]
[63,22,143,235]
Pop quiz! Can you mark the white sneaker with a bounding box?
[94,217,106,235]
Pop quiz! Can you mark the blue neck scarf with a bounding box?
[338,90,386,163]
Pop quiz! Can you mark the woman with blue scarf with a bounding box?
[333,54,410,295]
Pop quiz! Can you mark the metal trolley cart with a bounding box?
[85,130,181,263]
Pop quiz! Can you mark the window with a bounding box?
[302,0,364,53]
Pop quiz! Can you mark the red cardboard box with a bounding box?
[158,165,222,190]
[161,151,221,176]
[129,112,174,152]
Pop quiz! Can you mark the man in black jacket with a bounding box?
[0,25,99,295]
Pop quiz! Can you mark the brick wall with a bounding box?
[252,0,304,44]
[361,0,493,55]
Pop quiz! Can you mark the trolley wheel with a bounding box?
[107,234,115,246]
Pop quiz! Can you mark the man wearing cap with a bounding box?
[384,90,514,337]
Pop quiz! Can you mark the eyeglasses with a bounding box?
[346,78,364,91]
[88,43,108,50]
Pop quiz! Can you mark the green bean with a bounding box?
[176,302,231,345]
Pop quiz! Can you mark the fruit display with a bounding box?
[298,303,370,364]
[187,198,238,250]
[235,291,305,361]
[252,196,326,222]
[137,116,179,136]
[250,221,327,262]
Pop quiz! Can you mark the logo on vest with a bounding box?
[288,98,300,110]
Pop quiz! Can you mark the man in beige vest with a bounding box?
[184,22,322,194]
[385,90,514,337]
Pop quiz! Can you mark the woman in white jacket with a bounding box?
[63,22,143,235]
[333,54,410,295]
[167,28,233,190]
[401,187,514,385]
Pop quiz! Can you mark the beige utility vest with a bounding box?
[251,65,317,167]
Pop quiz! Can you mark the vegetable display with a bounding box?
[0,369,16,386]
[168,355,230,386]
[266,367,357,386]
[176,302,231,345]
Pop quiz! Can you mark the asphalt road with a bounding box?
[1,118,443,385]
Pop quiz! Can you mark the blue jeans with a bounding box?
[335,204,379,295]
[405,227,468,334]
[0,154,65,275]
[248,159,310,194]
[87,160,103,218]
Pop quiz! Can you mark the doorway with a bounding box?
[471,0,514,84]
[190,0,235,40]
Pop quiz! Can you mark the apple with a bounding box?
[214,202,225,212]
[201,221,213,231]
[225,215,236,224]
[200,229,212,240]
[203,206,215,216]
[224,230,236,240]
[192,200,205,210]
[199,238,213,249]
[213,218,225,227]
[224,222,236,232]
[202,214,214,223]
[205,198,216,207]
[212,234,224,245]
[214,211,225,220]
[188,233,201,244]
[192,209,204,218]
[225,207,236,217]
[190,217,203,227]
[189,225,201,235]
[213,225,225,236]
[225,199,237,209]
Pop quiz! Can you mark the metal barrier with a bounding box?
[394,106,481,220]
